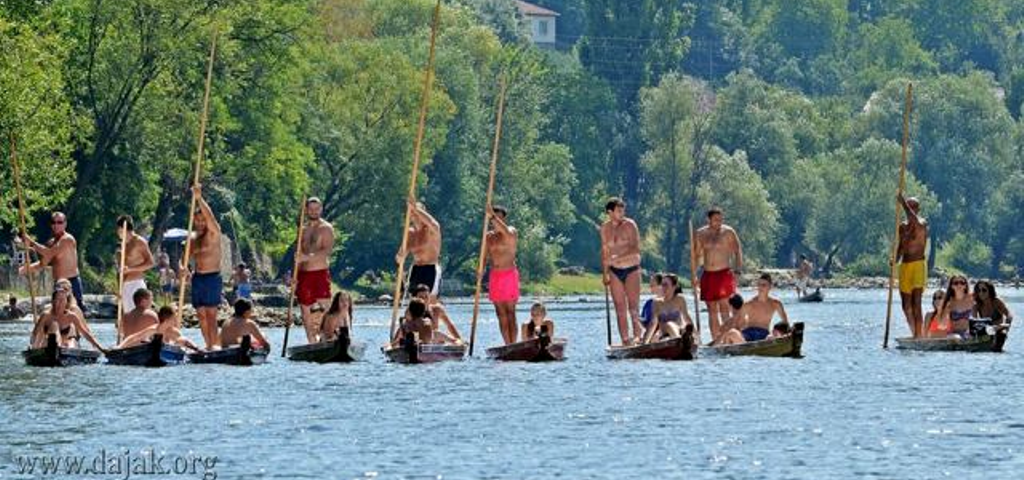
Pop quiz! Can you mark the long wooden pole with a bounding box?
[9,134,39,323]
[389,0,443,338]
[115,224,129,343]
[468,77,508,356]
[689,219,701,342]
[175,30,218,325]
[281,199,307,357]
[883,83,914,349]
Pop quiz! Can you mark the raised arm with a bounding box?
[193,185,222,235]
[411,202,440,233]
[487,206,515,236]
[897,192,922,228]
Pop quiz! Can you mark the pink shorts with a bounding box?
[488,268,520,303]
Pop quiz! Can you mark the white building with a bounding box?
[516,1,559,46]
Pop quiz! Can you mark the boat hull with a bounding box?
[896,324,1010,352]
[704,322,805,358]
[798,290,824,303]
[287,327,366,363]
[105,335,185,367]
[607,325,697,360]
[486,335,567,362]
[23,334,101,367]
[188,335,269,366]
[383,334,467,364]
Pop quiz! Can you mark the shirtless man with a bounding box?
[220,298,271,350]
[486,205,519,344]
[795,254,813,297]
[296,197,335,343]
[399,200,443,298]
[119,288,160,342]
[116,215,155,312]
[184,185,224,348]
[30,283,105,352]
[694,207,743,341]
[599,198,643,346]
[19,212,86,308]
[232,262,253,300]
[118,305,201,351]
[738,273,789,342]
[895,193,928,337]
[391,298,434,347]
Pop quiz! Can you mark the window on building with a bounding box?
[537,19,548,37]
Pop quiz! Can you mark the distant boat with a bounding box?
[798,288,824,303]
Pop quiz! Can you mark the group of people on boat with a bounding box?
[602,199,793,347]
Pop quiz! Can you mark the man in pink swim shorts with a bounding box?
[486,206,520,345]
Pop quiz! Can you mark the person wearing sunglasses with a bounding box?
[30,283,106,353]
[937,275,973,339]
[17,211,86,309]
[973,281,1013,326]
[924,289,948,338]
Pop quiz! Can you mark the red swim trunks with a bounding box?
[700,268,736,302]
[488,267,520,303]
[297,269,331,306]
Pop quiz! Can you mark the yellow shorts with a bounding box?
[899,260,927,294]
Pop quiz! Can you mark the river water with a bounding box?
[2,288,1023,479]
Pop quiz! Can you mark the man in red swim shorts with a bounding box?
[486,206,520,345]
[695,207,743,342]
[297,197,335,343]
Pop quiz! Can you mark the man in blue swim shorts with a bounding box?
[741,273,790,342]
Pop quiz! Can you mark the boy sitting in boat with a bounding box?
[641,274,693,344]
[219,298,271,350]
[392,298,434,346]
[318,291,353,342]
[117,305,201,351]
[522,302,556,340]
[120,288,160,340]
[712,294,747,345]
[719,273,790,344]
[411,284,463,344]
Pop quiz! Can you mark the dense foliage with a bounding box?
[3,0,1023,290]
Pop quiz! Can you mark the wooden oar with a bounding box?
[115,222,129,343]
[388,0,443,338]
[468,77,508,357]
[9,133,40,323]
[175,30,218,326]
[281,198,307,357]
[883,83,914,349]
[689,219,701,342]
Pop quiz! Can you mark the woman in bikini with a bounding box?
[30,283,106,352]
[318,291,353,342]
[924,289,948,338]
[521,302,556,340]
[600,197,643,345]
[642,274,693,344]
[973,281,1013,326]
[937,275,973,339]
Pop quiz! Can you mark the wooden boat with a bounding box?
[23,334,102,367]
[896,322,1011,353]
[798,289,824,303]
[188,335,269,366]
[704,322,805,358]
[382,333,467,364]
[105,334,186,367]
[486,329,567,362]
[287,327,367,363]
[607,324,697,360]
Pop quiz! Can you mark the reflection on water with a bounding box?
[2,289,1024,479]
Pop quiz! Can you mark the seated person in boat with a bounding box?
[924,290,948,338]
[738,273,789,342]
[392,298,434,346]
[410,284,462,344]
[120,288,160,340]
[639,272,663,340]
[522,302,556,340]
[117,306,201,351]
[219,298,271,350]
[318,291,353,342]
[4,295,26,320]
[771,321,792,337]
[713,294,747,345]
[973,280,1013,326]
[30,283,106,352]
[642,274,693,344]
[936,275,973,338]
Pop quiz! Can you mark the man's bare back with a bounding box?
[123,234,154,282]
[121,307,159,339]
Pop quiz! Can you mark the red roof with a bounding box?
[516,1,559,17]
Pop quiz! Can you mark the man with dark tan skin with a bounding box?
[183,184,223,349]
[599,198,643,346]
[116,215,155,312]
[119,288,160,342]
[695,207,743,341]
[735,273,789,342]
[486,205,519,344]
[19,212,85,308]
[399,199,443,298]
[296,197,335,343]
[896,192,928,337]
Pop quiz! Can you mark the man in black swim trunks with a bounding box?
[398,200,443,299]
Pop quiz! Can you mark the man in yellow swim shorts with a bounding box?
[896,193,928,337]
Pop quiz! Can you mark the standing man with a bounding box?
[896,192,928,337]
[486,205,519,345]
[600,198,643,346]
[184,184,223,348]
[296,197,335,343]
[399,200,442,298]
[695,207,743,341]
[18,212,85,308]
[232,263,253,301]
[795,254,814,298]
[116,215,155,313]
